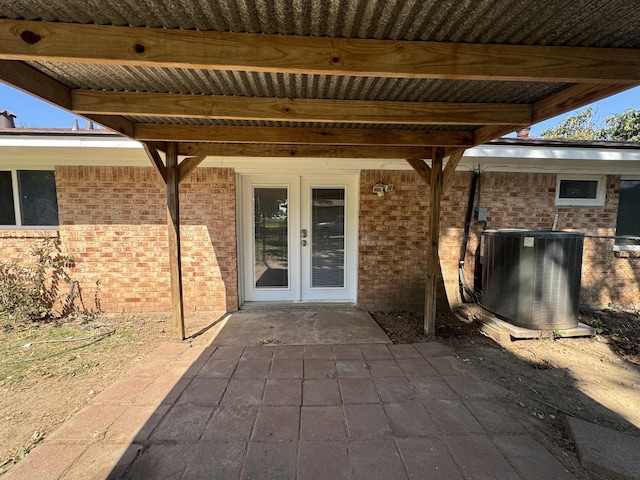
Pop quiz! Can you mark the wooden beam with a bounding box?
[178,156,206,183]
[532,83,639,124]
[74,90,531,126]
[0,61,135,136]
[176,143,449,159]
[134,123,474,147]
[142,142,167,183]
[473,124,525,147]
[165,143,186,341]
[406,158,431,186]
[425,147,444,336]
[82,114,135,138]
[2,20,639,83]
[472,83,640,146]
[0,59,71,109]
[443,151,464,188]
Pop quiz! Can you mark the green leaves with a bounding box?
[541,107,640,141]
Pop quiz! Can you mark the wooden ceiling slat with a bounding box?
[1,20,639,83]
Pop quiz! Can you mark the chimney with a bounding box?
[516,126,531,138]
[71,119,79,130]
[86,120,94,130]
[0,110,16,128]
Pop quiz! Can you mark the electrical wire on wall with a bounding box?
[458,168,483,303]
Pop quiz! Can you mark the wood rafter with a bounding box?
[134,124,473,147]
[1,20,639,83]
[473,82,639,146]
[0,59,71,109]
[0,60,135,136]
[175,143,436,159]
[72,90,531,126]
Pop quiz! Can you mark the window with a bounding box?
[0,171,15,225]
[615,179,640,250]
[0,170,59,227]
[555,175,606,206]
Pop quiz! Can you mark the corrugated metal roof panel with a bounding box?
[29,61,569,104]
[4,0,640,47]
[125,116,478,131]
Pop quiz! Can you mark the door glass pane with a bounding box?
[254,187,288,288]
[615,180,640,246]
[312,188,345,287]
[0,171,16,225]
[17,170,59,226]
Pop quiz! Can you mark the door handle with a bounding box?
[301,239,307,246]
[301,229,307,238]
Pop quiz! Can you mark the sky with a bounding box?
[1,82,639,135]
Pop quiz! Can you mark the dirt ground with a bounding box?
[1,307,639,477]
[0,312,220,475]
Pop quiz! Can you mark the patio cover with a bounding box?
[1,0,639,339]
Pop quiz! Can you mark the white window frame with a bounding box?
[555,174,606,207]
[0,168,59,230]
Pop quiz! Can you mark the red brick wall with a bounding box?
[3,167,637,314]
[358,170,640,311]
[0,230,59,266]
[53,165,237,313]
[357,170,470,311]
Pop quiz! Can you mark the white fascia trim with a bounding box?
[0,135,142,149]
[467,145,640,162]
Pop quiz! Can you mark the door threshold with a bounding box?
[240,301,356,311]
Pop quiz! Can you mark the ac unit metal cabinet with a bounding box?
[481,230,584,330]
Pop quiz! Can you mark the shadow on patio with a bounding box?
[5,308,640,480]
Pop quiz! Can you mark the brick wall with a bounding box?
[3,166,637,314]
[357,170,470,311]
[0,230,59,265]
[54,165,237,313]
[358,170,640,311]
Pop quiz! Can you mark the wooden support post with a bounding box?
[165,143,186,340]
[425,147,444,336]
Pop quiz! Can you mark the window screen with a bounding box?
[0,171,16,225]
[17,170,59,226]
[615,180,640,247]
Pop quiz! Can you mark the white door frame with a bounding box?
[239,174,358,303]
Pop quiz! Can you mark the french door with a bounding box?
[241,175,357,302]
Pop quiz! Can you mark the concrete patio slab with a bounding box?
[210,307,391,345]
[566,416,640,480]
[5,319,590,480]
